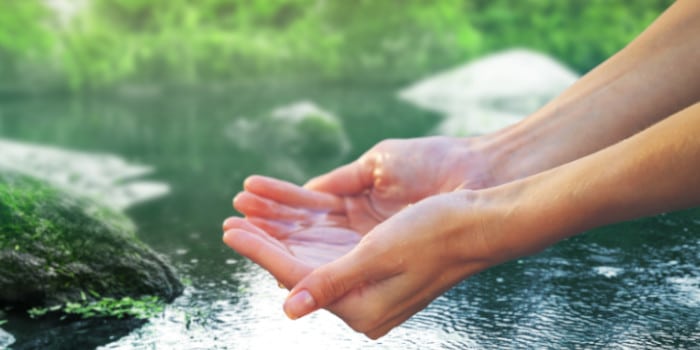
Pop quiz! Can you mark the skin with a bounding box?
[223,0,700,340]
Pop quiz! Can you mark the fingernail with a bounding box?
[283,290,316,320]
[222,217,235,229]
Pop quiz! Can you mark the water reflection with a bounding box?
[99,210,700,349]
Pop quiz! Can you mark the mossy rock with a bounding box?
[0,171,182,309]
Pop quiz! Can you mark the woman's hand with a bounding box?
[229,136,497,239]
[224,190,517,339]
[301,136,496,219]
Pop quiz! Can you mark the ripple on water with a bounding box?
[96,210,700,349]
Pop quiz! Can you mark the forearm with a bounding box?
[479,0,700,186]
[487,102,700,261]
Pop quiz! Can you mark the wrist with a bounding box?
[475,99,589,187]
[453,172,582,265]
[467,123,546,187]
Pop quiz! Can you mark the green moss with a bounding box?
[0,172,134,268]
[0,171,182,308]
[28,295,164,320]
[295,114,349,157]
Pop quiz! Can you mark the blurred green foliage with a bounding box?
[0,1,60,92]
[0,0,672,93]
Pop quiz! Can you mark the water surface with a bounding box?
[1,82,698,349]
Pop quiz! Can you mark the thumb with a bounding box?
[304,158,374,195]
[282,243,388,320]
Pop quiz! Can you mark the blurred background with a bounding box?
[6,1,700,350]
[1,0,671,94]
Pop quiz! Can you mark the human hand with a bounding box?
[302,136,496,219]
[229,136,498,247]
[223,175,363,279]
[223,136,504,337]
[224,190,515,339]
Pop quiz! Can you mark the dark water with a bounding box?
[0,82,699,349]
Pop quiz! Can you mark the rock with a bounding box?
[398,48,579,135]
[225,100,351,181]
[0,139,170,211]
[270,101,351,157]
[0,172,182,309]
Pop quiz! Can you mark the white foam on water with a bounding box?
[593,266,624,278]
[0,327,14,349]
[0,138,169,211]
[667,276,700,307]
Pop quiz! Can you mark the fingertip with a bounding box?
[243,175,275,192]
[222,216,245,229]
[283,289,317,320]
[302,175,321,190]
[242,175,259,190]
[232,191,245,205]
[222,229,246,247]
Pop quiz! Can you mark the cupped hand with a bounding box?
[302,136,495,219]
[224,190,510,339]
[227,136,496,265]
[222,136,511,338]
[224,175,368,289]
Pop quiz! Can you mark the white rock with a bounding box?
[398,48,579,135]
[0,138,169,211]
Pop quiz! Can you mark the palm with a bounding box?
[227,176,366,271]
[224,137,491,281]
[303,137,490,219]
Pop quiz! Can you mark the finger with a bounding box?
[284,226,361,245]
[303,160,374,195]
[233,191,316,221]
[245,217,298,238]
[286,243,351,268]
[223,228,310,288]
[244,175,344,212]
[242,214,353,241]
[282,241,399,320]
[223,216,262,233]
[222,217,289,252]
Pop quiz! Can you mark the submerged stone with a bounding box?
[0,172,182,309]
[224,100,351,182]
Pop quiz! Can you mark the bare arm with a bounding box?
[303,0,700,209]
[491,101,700,259]
[481,0,700,186]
